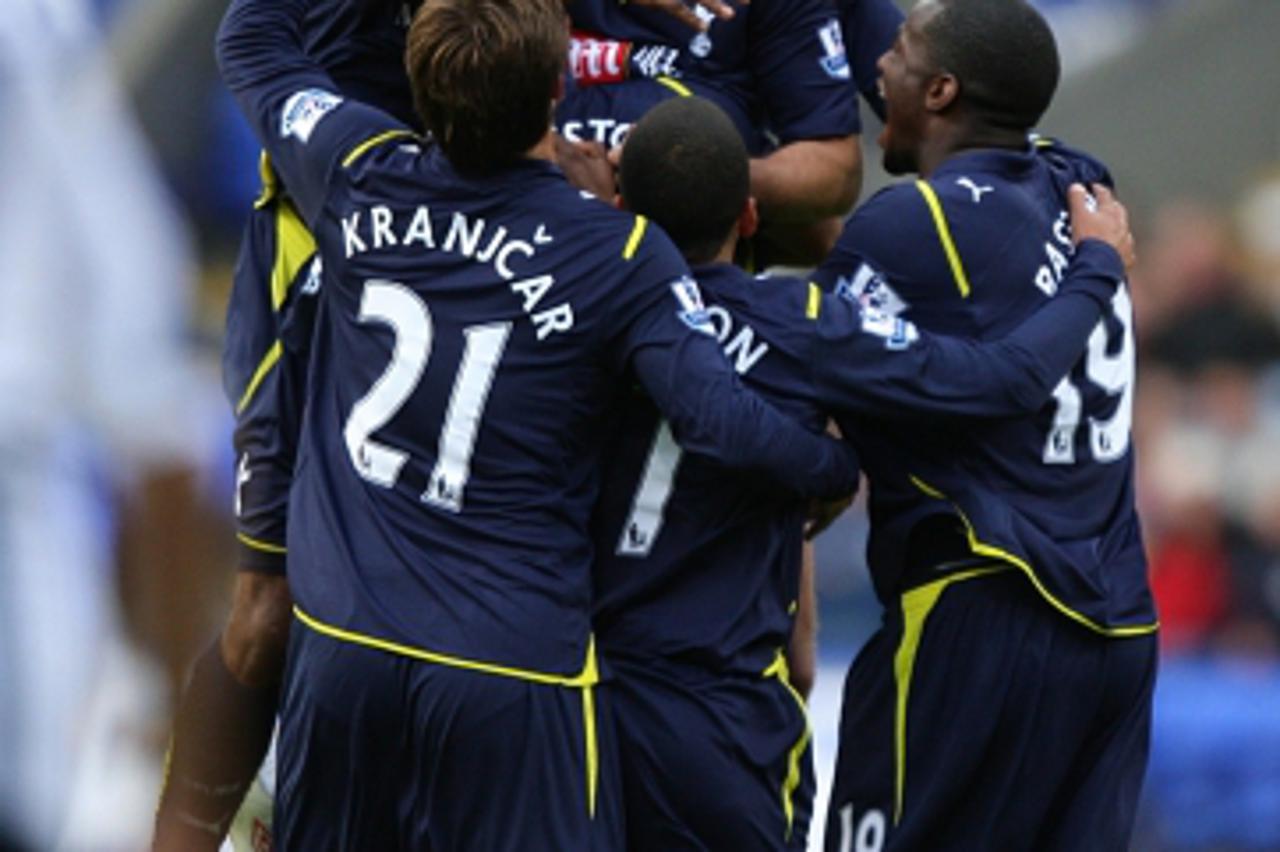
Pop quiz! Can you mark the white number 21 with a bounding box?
[343,280,510,512]
[1044,284,1134,465]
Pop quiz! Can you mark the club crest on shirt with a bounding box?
[670,276,714,335]
[818,20,851,81]
[835,262,908,317]
[280,89,343,144]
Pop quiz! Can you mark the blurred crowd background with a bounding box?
[4,0,1277,848]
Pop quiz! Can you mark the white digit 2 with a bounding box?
[344,280,510,512]
[1043,285,1135,465]
[617,421,682,558]
[345,281,430,488]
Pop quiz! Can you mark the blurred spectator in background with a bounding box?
[1133,195,1280,661]
[0,0,221,847]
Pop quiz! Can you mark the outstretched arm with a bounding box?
[814,185,1134,420]
[216,0,409,226]
[632,312,860,499]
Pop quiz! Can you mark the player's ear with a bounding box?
[924,72,959,113]
[738,197,759,240]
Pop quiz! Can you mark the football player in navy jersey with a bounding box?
[214,0,863,846]
[153,4,424,846]
[156,2,771,847]
[594,95,1134,851]
[561,0,888,264]
[812,2,1155,849]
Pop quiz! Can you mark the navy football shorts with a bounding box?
[825,568,1156,852]
[608,654,814,851]
[275,619,623,851]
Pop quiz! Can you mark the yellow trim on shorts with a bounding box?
[294,607,602,817]
[236,532,287,555]
[235,341,282,416]
[341,129,416,169]
[892,564,1010,824]
[293,606,601,688]
[764,650,811,843]
[623,215,649,260]
[914,180,972,299]
[582,677,600,818]
[806,282,823,320]
[656,76,694,98]
[907,476,1160,638]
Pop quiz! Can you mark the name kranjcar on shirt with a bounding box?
[216,0,858,679]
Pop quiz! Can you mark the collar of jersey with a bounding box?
[931,146,1038,180]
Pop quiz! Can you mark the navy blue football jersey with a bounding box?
[217,0,858,676]
[222,0,419,572]
[222,169,320,571]
[562,0,858,150]
[813,140,1155,634]
[592,245,1127,675]
[592,264,825,676]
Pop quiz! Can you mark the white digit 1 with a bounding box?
[423,322,511,512]
[617,421,682,558]
[344,281,432,487]
[1043,377,1082,465]
[838,805,887,852]
[1042,284,1135,466]
[343,280,509,513]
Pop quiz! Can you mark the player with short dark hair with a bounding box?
[215,0,860,845]
[813,2,1155,849]
[598,94,1137,850]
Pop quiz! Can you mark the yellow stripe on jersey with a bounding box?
[623,215,649,260]
[253,151,278,210]
[293,606,601,688]
[764,650,812,842]
[914,180,972,299]
[236,532,287,555]
[271,200,317,311]
[656,76,694,98]
[806,283,823,320]
[892,565,1009,824]
[235,340,282,416]
[907,475,1161,638]
[342,129,416,169]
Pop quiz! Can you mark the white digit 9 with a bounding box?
[1042,284,1134,466]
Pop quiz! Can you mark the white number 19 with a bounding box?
[1044,285,1135,465]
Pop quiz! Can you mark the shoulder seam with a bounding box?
[342,129,416,169]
